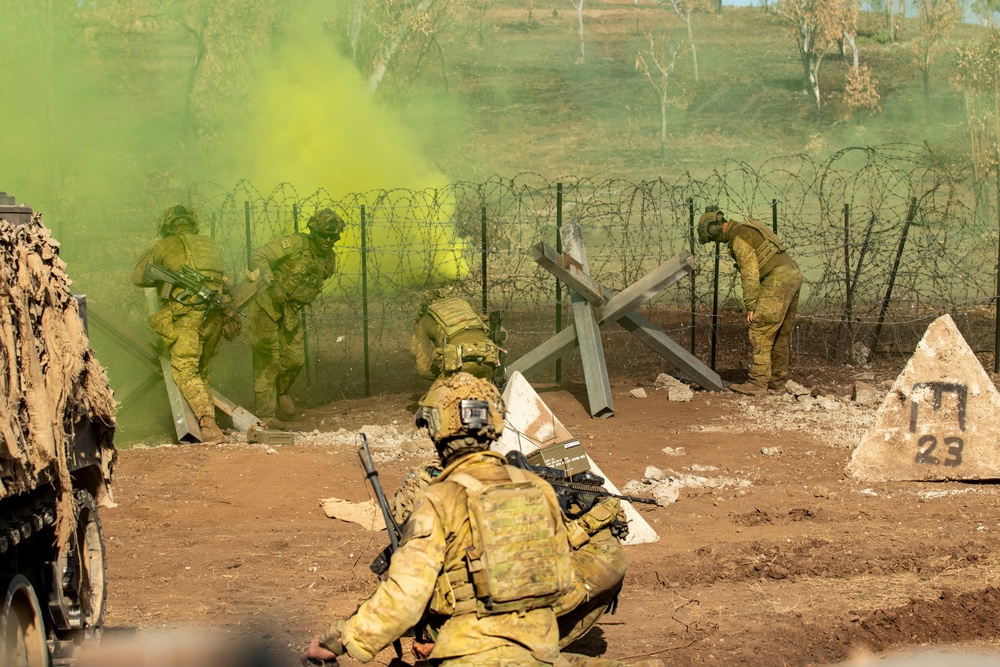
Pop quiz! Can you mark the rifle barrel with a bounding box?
[359,433,400,550]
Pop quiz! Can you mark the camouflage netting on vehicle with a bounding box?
[0,214,117,546]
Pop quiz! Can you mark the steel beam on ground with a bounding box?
[562,223,614,418]
[144,289,202,443]
[615,309,724,391]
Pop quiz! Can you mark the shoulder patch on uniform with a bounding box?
[280,238,292,249]
[400,499,436,544]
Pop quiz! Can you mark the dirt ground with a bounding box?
[97,358,1000,667]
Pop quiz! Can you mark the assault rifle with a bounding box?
[143,261,246,319]
[505,450,657,520]
[357,433,405,659]
[358,433,401,575]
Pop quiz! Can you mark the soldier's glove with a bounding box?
[318,622,346,656]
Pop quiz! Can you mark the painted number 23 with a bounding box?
[915,434,963,467]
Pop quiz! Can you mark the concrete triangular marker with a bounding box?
[848,314,1000,482]
[494,371,659,545]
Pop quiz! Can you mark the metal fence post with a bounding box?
[292,204,311,387]
[995,159,1000,373]
[481,206,488,315]
[361,204,370,397]
[870,197,918,363]
[243,200,252,271]
[843,203,851,306]
[711,241,720,370]
[688,197,696,355]
[555,183,563,383]
[771,198,778,234]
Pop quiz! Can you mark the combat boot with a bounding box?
[729,381,767,396]
[199,417,225,444]
[277,394,296,420]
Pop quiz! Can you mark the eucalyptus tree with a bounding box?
[775,0,858,107]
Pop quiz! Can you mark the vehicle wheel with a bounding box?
[48,490,106,633]
[0,574,50,667]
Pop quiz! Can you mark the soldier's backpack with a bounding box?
[449,467,574,617]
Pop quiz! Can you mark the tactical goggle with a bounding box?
[314,230,342,241]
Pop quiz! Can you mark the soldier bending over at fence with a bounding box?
[698,206,803,396]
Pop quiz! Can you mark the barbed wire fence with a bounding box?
[108,143,1000,404]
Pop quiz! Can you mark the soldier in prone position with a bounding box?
[131,204,237,443]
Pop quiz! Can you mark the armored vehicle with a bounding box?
[0,192,117,666]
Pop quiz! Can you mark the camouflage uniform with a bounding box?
[306,374,580,667]
[698,208,803,391]
[248,209,343,421]
[412,297,501,382]
[723,218,803,390]
[131,205,228,442]
[325,449,573,665]
[391,464,628,655]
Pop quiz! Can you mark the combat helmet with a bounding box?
[415,372,505,461]
[157,204,200,237]
[307,208,346,236]
[697,205,726,244]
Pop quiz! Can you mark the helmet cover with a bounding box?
[697,206,725,244]
[157,204,200,237]
[307,208,346,236]
[415,372,505,444]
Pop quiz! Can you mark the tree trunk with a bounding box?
[843,30,858,68]
[368,0,435,92]
[660,94,668,158]
[686,14,699,82]
[809,55,821,107]
[348,0,363,64]
[576,0,586,62]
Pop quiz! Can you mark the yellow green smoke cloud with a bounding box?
[225,19,468,286]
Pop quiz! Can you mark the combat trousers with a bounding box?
[164,308,222,422]
[557,529,626,649]
[747,264,803,388]
[248,301,304,419]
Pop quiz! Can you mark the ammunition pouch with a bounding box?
[434,341,500,375]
